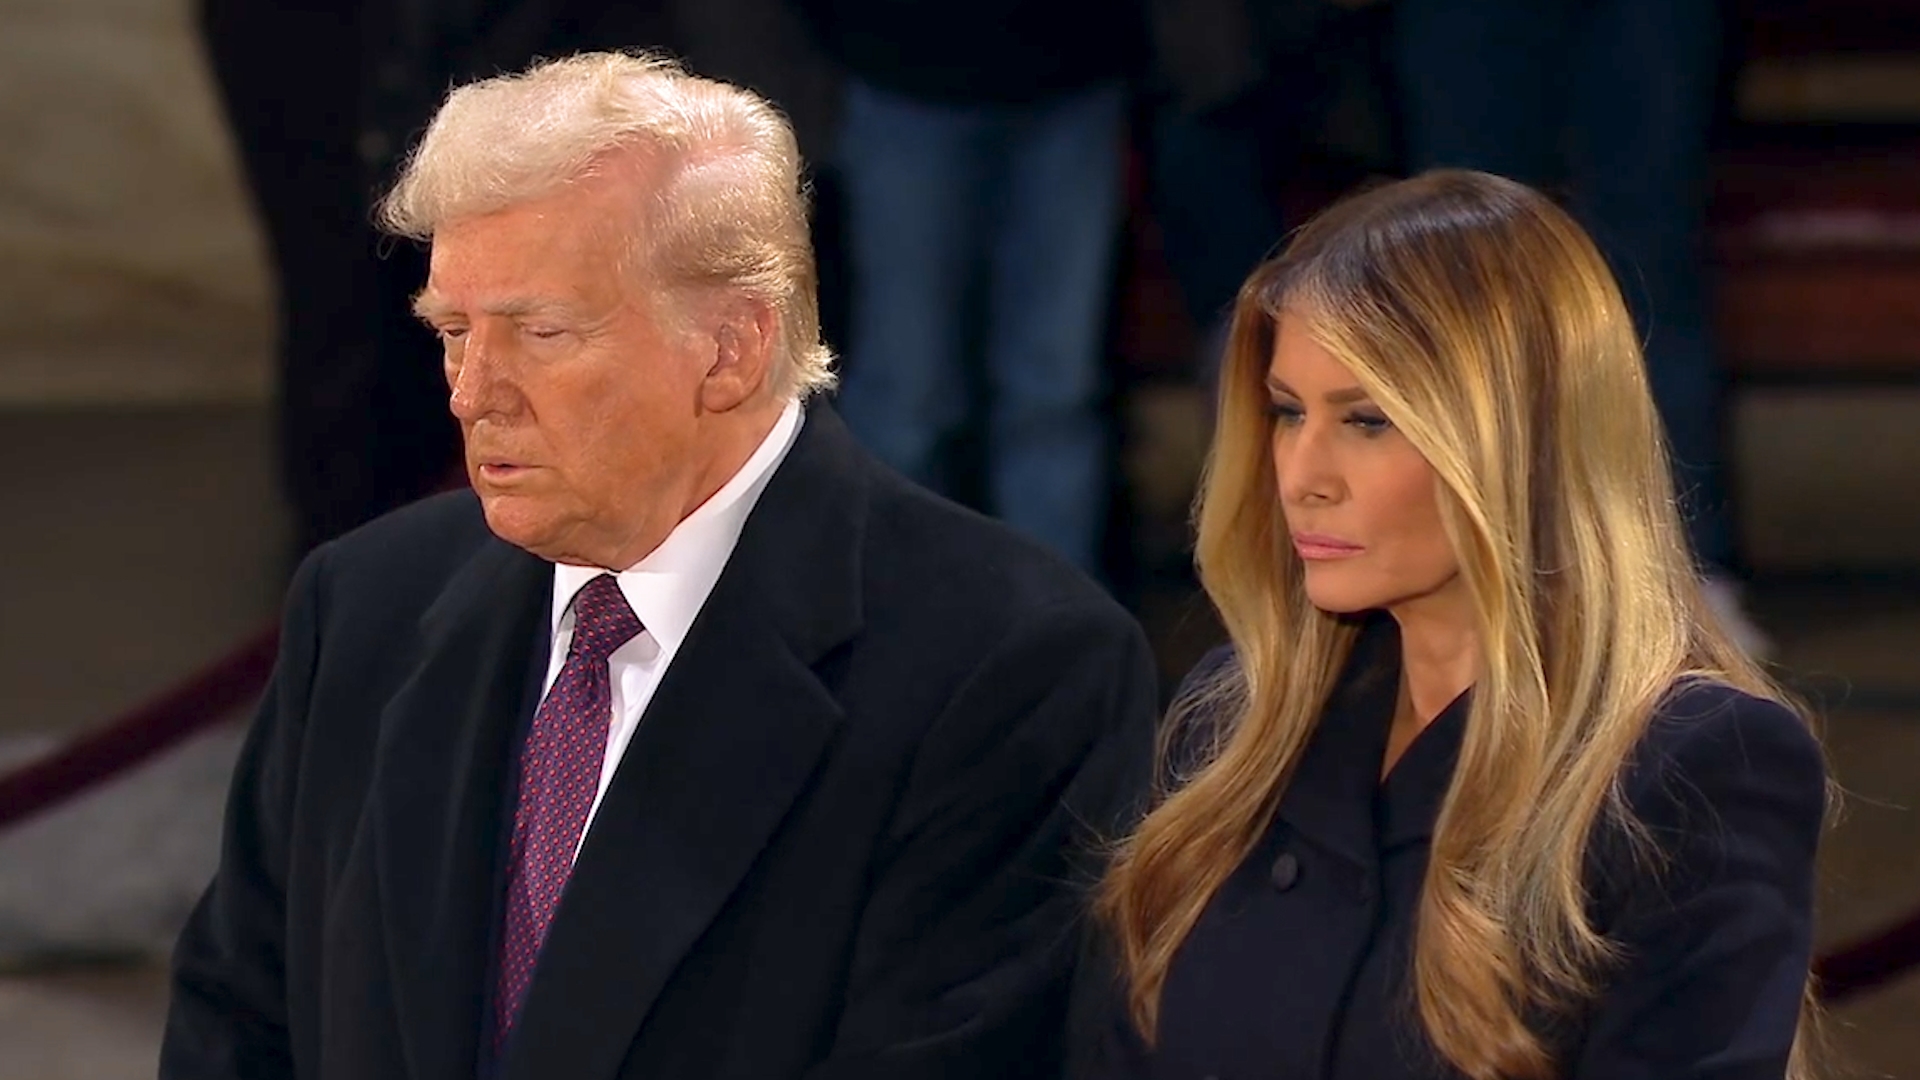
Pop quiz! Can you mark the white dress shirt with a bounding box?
[545,400,803,852]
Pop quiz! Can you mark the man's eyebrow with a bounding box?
[411,294,582,321]
[484,297,582,319]
[412,291,455,322]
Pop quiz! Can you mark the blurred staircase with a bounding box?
[1717,0,1920,382]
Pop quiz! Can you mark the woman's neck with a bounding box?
[1385,585,1479,754]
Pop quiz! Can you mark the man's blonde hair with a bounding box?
[380,50,835,400]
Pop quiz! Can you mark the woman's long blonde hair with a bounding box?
[1096,170,1822,1078]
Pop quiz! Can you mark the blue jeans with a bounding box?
[1393,0,1732,569]
[832,78,1127,575]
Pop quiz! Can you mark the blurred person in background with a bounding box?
[1386,0,1767,651]
[199,0,679,556]
[1144,0,1397,385]
[792,0,1151,579]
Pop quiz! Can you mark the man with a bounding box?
[791,0,1148,578]
[1388,0,1771,653]
[162,52,1156,1080]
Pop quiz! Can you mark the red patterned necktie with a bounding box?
[493,573,641,1050]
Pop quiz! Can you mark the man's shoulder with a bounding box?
[860,470,1129,635]
[306,489,497,605]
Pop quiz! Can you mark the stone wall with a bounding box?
[1,0,272,405]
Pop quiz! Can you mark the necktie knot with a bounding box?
[568,574,642,665]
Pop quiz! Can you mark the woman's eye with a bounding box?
[1266,401,1304,424]
[1346,411,1393,435]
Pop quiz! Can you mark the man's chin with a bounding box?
[476,493,566,558]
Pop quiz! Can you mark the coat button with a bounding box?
[1270,851,1300,891]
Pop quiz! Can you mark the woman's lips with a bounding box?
[1292,533,1364,560]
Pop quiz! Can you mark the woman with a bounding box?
[1074,170,1828,1079]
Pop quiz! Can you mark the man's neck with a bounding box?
[591,400,790,571]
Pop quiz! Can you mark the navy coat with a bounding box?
[1072,616,1825,1079]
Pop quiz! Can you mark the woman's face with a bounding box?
[1266,317,1464,619]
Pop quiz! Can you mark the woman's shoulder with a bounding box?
[1623,680,1826,825]
[1589,678,1828,922]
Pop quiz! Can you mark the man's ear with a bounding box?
[699,295,778,412]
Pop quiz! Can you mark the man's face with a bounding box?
[416,175,716,568]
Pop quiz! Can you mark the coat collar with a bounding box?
[1272,614,1470,872]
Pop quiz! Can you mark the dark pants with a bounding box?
[1392,0,1732,569]
[833,79,1128,575]
[1149,105,1289,336]
[200,1,683,557]
[199,0,458,556]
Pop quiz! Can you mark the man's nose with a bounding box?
[448,325,516,421]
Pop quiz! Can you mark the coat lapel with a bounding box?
[500,406,870,1080]
[1378,691,1469,850]
[1276,615,1470,862]
[1273,615,1401,878]
[371,527,552,1080]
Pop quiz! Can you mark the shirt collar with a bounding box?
[550,399,804,656]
